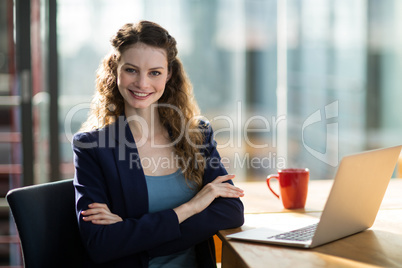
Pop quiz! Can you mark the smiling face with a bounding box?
[116,43,171,113]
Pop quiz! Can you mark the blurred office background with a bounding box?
[0,0,402,265]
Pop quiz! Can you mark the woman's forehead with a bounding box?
[119,43,168,67]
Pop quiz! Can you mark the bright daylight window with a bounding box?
[57,0,402,181]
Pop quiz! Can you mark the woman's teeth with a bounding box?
[133,92,149,97]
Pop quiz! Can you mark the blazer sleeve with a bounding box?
[148,123,245,257]
[72,132,182,264]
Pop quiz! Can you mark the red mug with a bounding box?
[266,168,309,209]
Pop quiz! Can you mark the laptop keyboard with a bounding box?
[267,223,318,242]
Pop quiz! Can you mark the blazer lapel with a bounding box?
[112,115,149,218]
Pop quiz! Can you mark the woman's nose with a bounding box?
[135,74,149,89]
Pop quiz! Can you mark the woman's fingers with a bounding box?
[224,185,245,198]
[208,175,244,198]
[82,213,122,225]
[88,202,110,210]
[81,203,123,225]
[82,203,110,215]
[83,213,120,224]
[217,184,244,198]
[83,207,108,215]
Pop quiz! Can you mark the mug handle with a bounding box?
[266,174,280,199]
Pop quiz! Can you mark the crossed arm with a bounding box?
[81,174,244,225]
[73,125,245,263]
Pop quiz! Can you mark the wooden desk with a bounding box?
[218,179,402,268]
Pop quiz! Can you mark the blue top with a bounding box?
[145,169,198,268]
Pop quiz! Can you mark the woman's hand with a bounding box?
[81,203,123,225]
[174,174,244,223]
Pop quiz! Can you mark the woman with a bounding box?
[72,21,244,267]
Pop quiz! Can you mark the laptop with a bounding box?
[227,145,402,248]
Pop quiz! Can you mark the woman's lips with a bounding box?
[129,90,152,100]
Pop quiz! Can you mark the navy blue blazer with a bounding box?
[72,118,244,267]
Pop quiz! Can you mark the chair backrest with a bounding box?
[6,179,85,268]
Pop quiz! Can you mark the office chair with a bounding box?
[6,179,85,268]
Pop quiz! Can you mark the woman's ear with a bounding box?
[167,71,172,82]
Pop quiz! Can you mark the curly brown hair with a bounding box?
[80,21,206,189]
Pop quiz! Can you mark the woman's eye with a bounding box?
[125,68,136,73]
[150,71,161,76]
